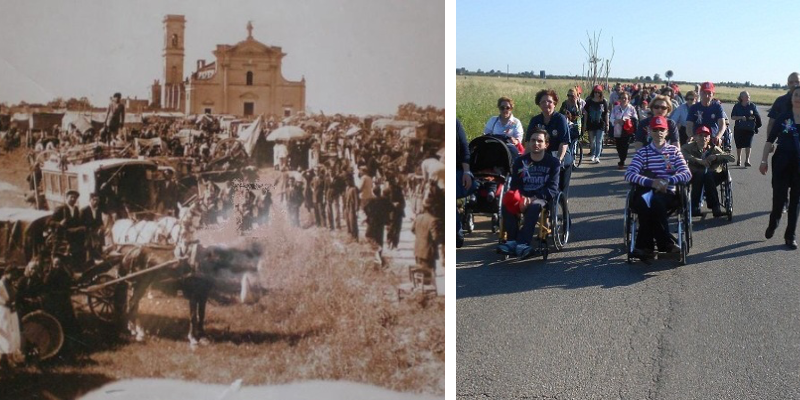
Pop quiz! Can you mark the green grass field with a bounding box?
[456,75,785,141]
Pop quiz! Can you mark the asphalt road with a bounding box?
[456,103,800,399]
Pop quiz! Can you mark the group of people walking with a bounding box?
[456,71,800,257]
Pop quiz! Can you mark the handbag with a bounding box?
[622,119,635,135]
[737,119,756,133]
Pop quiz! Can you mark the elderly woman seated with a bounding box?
[625,116,692,259]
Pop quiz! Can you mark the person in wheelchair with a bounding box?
[497,129,560,259]
[625,116,692,259]
[681,126,735,217]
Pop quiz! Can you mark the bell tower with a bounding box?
[162,15,186,110]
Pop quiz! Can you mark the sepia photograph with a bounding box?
[0,1,444,399]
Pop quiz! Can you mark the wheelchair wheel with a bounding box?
[682,184,693,250]
[550,193,570,251]
[573,141,583,169]
[720,165,733,221]
[624,188,637,263]
[678,184,691,265]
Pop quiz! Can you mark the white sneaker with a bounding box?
[595,157,601,164]
[590,156,596,163]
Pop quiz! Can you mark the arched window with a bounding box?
[246,71,253,86]
[171,34,179,48]
[171,66,178,83]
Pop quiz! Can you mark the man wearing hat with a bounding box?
[81,193,106,260]
[52,190,84,269]
[681,126,735,217]
[411,193,443,280]
[685,82,728,146]
[103,92,125,145]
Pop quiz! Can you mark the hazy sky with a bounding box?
[0,0,443,115]
[458,0,800,86]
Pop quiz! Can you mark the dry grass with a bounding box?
[2,184,443,399]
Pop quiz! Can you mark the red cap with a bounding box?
[694,125,712,136]
[650,116,669,130]
[502,189,523,216]
[701,82,715,93]
[593,84,603,93]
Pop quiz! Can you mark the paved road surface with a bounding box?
[456,103,800,399]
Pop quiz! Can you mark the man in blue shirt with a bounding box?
[498,129,560,259]
[685,82,727,146]
[766,72,800,135]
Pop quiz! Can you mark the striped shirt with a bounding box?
[625,143,692,189]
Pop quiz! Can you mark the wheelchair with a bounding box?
[623,183,692,265]
[498,190,570,261]
[717,161,734,221]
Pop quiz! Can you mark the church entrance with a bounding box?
[244,102,254,116]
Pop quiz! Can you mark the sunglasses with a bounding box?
[685,97,695,101]
[651,105,668,110]
[499,106,512,110]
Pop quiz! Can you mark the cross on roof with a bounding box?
[247,21,253,39]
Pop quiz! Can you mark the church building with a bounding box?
[151,15,306,118]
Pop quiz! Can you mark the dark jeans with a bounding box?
[770,159,800,240]
[502,201,544,246]
[691,169,722,211]
[631,190,678,251]
[615,136,631,165]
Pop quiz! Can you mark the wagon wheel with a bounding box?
[21,311,64,360]
[86,273,122,323]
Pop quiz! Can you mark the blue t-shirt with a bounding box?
[509,152,560,200]
[768,92,792,120]
[525,112,573,165]
[688,101,725,135]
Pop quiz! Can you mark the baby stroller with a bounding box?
[462,135,517,234]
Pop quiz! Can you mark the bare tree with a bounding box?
[580,31,615,90]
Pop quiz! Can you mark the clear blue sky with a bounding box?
[457,0,800,86]
[0,0,443,115]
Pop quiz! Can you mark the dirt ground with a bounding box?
[0,147,444,399]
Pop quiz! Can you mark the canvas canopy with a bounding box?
[61,112,94,133]
[236,116,263,157]
[371,119,418,131]
[345,126,362,137]
[29,112,65,131]
[266,126,308,142]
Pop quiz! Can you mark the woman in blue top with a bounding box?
[730,91,762,167]
[758,86,800,249]
[525,89,573,197]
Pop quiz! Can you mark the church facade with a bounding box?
[151,15,306,118]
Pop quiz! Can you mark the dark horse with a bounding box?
[116,241,261,344]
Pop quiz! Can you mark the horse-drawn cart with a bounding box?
[0,208,170,359]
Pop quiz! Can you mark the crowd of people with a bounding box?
[457,71,800,259]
